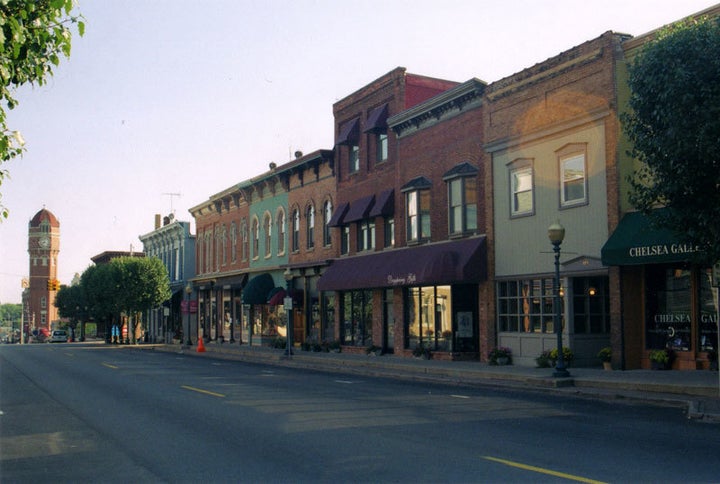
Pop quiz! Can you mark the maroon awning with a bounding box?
[317,236,487,291]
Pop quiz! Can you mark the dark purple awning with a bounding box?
[343,195,375,223]
[327,202,349,227]
[317,236,487,291]
[364,103,389,133]
[368,189,394,218]
[336,118,360,145]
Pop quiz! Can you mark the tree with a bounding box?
[110,257,170,343]
[54,282,86,339]
[0,1,84,219]
[624,15,720,266]
[81,263,121,343]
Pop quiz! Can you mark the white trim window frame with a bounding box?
[509,159,534,218]
[557,144,588,208]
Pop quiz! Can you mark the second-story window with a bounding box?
[384,217,395,248]
[277,210,285,255]
[357,220,375,252]
[510,161,534,217]
[251,218,259,259]
[376,132,388,162]
[263,213,272,257]
[292,209,300,252]
[323,200,333,247]
[205,232,212,272]
[306,205,315,249]
[338,117,360,177]
[444,162,479,235]
[559,149,587,207]
[402,176,432,243]
[230,222,237,263]
[341,226,350,255]
[241,220,248,261]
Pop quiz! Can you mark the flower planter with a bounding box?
[496,356,509,366]
[602,361,612,371]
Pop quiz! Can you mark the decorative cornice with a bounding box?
[389,78,485,138]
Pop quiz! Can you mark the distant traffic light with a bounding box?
[47,279,60,291]
[47,279,53,290]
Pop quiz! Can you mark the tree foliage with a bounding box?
[624,15,720,265]
[0,0,84,219]
[54,282,86,323]
[78,257,170,342]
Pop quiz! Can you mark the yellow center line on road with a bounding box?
[181,385,226,398]
[482,456,607,484]
[102,363,118,369]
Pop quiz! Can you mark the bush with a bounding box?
[549,347,574,366]
[536,350,552,368]
[597,347,612,363]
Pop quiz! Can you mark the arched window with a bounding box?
[306,205,315,249]
[277,209,286,255]
[323,200,332,247]
[292,209,300,252]
[251,217,259,259]
[263,213,272,257]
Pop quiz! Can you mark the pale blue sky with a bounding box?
[0,0,715,303]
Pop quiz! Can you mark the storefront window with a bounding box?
[645,265,692,351]
[699,268,718,353]
[406,286,452,351]
[497,279,557,333]
[341,290,372,346]
[322,293,335,342]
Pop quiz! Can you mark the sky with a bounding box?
[0,0,716,304]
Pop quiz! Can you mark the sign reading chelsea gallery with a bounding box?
[628,242,700,259]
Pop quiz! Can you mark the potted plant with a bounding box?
[488,347,512,365]
[328,340,342,353]
[412,344,431,360]
[549,347,574,367]
[366,344,383,356]
[536,350,552,368]
[708,348,718,371]
[598,347,612,370]
[649,349,670,370]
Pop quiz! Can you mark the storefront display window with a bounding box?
[322,293,335,341]
[645,265,691,351]
[699,268,718,353]
[406,286,452,351]
[341,290,372,346]
[497,279,556,333]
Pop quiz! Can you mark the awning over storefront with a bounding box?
[242,273,275,304]
[601,210,702,266]
[317,236,487,291]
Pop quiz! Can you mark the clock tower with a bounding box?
[27,207,60,333]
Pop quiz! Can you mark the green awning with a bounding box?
[242,273,275,304]
[601,210,701,266]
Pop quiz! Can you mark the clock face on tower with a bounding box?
[39,236,50,249]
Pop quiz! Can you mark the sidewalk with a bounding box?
[151,341,720,422]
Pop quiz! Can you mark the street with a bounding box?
[1,343,718,483]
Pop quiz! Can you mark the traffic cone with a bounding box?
[197,336,206,353]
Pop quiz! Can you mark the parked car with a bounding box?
[49,330,69,343]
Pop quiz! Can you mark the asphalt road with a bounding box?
[2,343,719,483]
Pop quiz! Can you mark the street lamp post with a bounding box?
[185,283,193,346]
[548,220,570,378]
[284,268,294,358]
